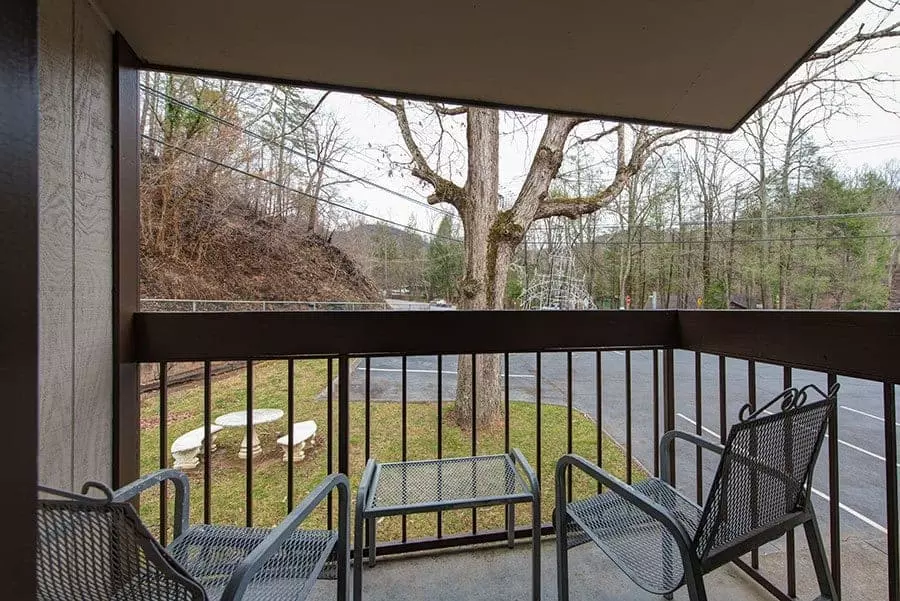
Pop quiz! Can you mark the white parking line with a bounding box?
[358,367,534,378]
[841,405,900,427]
[808,489,887,534]
[675,413,887,534]
[675,413,721,438]
[754,410,889,464]
[823,434,890,463]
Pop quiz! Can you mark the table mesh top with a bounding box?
[367,455,531,511]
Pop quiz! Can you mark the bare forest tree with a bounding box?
[368,96,677,427]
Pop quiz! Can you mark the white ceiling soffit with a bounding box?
[98,0,861,132]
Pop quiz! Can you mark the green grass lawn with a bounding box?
[140,360,643,543]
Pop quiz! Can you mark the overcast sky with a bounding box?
[310,5,900,238]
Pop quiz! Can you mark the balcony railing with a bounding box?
[128,309,899,601]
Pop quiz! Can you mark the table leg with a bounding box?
[368,517,377,567]
[238,426,262,459]
[353,514,364,601]
[506,503,515,548]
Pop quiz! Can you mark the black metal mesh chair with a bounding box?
[555,384,839,601]
[37,470,349,601]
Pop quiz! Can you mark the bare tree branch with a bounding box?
[506,115,583,226]
[535,125,682,220]
[429,103,468,116]
[365,96,467,210]
[808,21,900,61]
[569,125,619,148]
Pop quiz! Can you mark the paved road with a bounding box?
[347,351,897,543]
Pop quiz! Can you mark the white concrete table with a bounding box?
[214,408,284,459]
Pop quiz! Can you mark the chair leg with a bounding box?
[683,569,708,601]
[555,507,569,601]
[804,515,839,600]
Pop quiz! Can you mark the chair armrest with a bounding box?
[555,454,693,554]
[221,473,350,601]
[659,430,726,485]
[112,469,190,539]
[356,458,377,521]
[510,448,540,498]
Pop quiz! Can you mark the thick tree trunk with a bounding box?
[455,108,503,429]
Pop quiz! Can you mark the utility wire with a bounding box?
[144,134,463,245]
[681,210,900,226]
[589,232,897,246]
[142,93,895,251]
[141,85,457,219]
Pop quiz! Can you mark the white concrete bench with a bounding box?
[276,421,317,462]
[171,425,223,470]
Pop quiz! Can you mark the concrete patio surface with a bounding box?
[308,539,770,601]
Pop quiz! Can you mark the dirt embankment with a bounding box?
[141,211,381,303]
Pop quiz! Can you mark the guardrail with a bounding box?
[129,310,900,601]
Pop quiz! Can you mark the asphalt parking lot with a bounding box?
[347,350,896,543]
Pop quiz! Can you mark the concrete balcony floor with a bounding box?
[308,540,770,601]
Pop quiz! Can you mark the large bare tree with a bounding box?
[369,97,673,426]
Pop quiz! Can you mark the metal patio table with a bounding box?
[353,450,541,601]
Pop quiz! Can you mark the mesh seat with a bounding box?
[566,479,702,594]
[169,525,337,601]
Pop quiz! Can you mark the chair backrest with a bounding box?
[37,483,205,601]
[692,384,837,560]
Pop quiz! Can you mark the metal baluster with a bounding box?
[159,362,168,545]
[695,351,702,504]
[402,355,408,542]
[597,350,604,492]
[437,355,443,539]
[663,350,676,486]
[504,352,511,538]
[567,351,574,499]
[748,359,758,569]
[287,360,295,512]
[884,382,899,601]
[626,350,633,484]
[246,360,253,528]
[327,358,333,530]
[471,353,477,534]
[783,366,796,598]
[365,358,371,461]
[827,372,841,594]
[653,350,660,478]
[536,353,542,483]
[718,356,726,446]
[203,361,212,523]
[338,355,350,476]
[504,353,511,454]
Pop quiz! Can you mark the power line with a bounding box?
[681,210,900,226]
[589,232,896,246]
[144,134,463,245]
[140,84,458,219]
